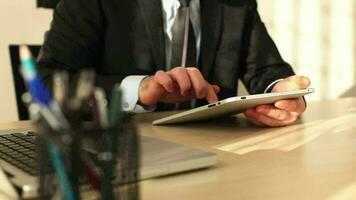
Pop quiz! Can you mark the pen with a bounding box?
[88,86,115,198]
[108,83,123,128]
[77,70,95,99]
[20,45,70,130]
[70,70,95,110]
[63,72,96,198]
[47,141,75,200]
[28,103,41,121]
[64,71,96,198]
[53,71,69,106]
[33,104,75,200]
[94,86,116,198]
[99,143,115,200]
[81,153,101,191]
[19,45,51,105]
[101,83,123,199]
[92,87,109,129]
[38,104,62,131]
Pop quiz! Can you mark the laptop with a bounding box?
[0,128,217,199]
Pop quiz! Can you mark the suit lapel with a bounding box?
[137,0,166,70]
[200,0,222,78]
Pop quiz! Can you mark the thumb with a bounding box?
[211,85,220,94]
[272,75,311,92]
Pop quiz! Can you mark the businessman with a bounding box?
[38,0,310,127]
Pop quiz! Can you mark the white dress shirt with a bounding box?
[120,0,281,112]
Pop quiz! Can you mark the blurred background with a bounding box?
[0,0,355,122]
[258,0,356,101]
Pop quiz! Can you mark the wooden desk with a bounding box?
[1,98,356,200]
[138,97,356,200]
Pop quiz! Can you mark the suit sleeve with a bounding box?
[37,0,127,92]
[240,1,295,94]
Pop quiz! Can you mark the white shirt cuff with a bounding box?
[120,75,156,113]
[264,79,284,93]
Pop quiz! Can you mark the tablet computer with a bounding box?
[153,88,314,125]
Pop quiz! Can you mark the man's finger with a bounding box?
[186,68,208,98]
[255,105,293,121]
[205,85,218,103]
[286,75,311,89]
[154,70,175,92]
[272,75,311,92]
[244,109,266,126]
[139,75,168,105]
[211,85,220,94]
[244,108,296,127]
[169,67,192,96]
[274,97,306,113]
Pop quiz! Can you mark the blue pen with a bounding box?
[19,45,70,130]
[19,46,51,105]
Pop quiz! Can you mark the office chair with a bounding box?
[9,45,41,120]
[37,0,61,9]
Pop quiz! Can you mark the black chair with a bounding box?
[9,45,42,120]
[37,0,61,9]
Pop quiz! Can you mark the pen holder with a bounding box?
[35,113,140,200]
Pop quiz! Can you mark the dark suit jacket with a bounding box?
[38,0,295,110]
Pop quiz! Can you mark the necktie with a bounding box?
[170,0,197,68]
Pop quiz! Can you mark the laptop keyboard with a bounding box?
[0,132,41,175]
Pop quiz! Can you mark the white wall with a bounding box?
[0,0,52,122]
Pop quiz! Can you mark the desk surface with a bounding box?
[1,98,356,200]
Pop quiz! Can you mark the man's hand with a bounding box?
[139,67,220,106]
[244,75,311,127]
